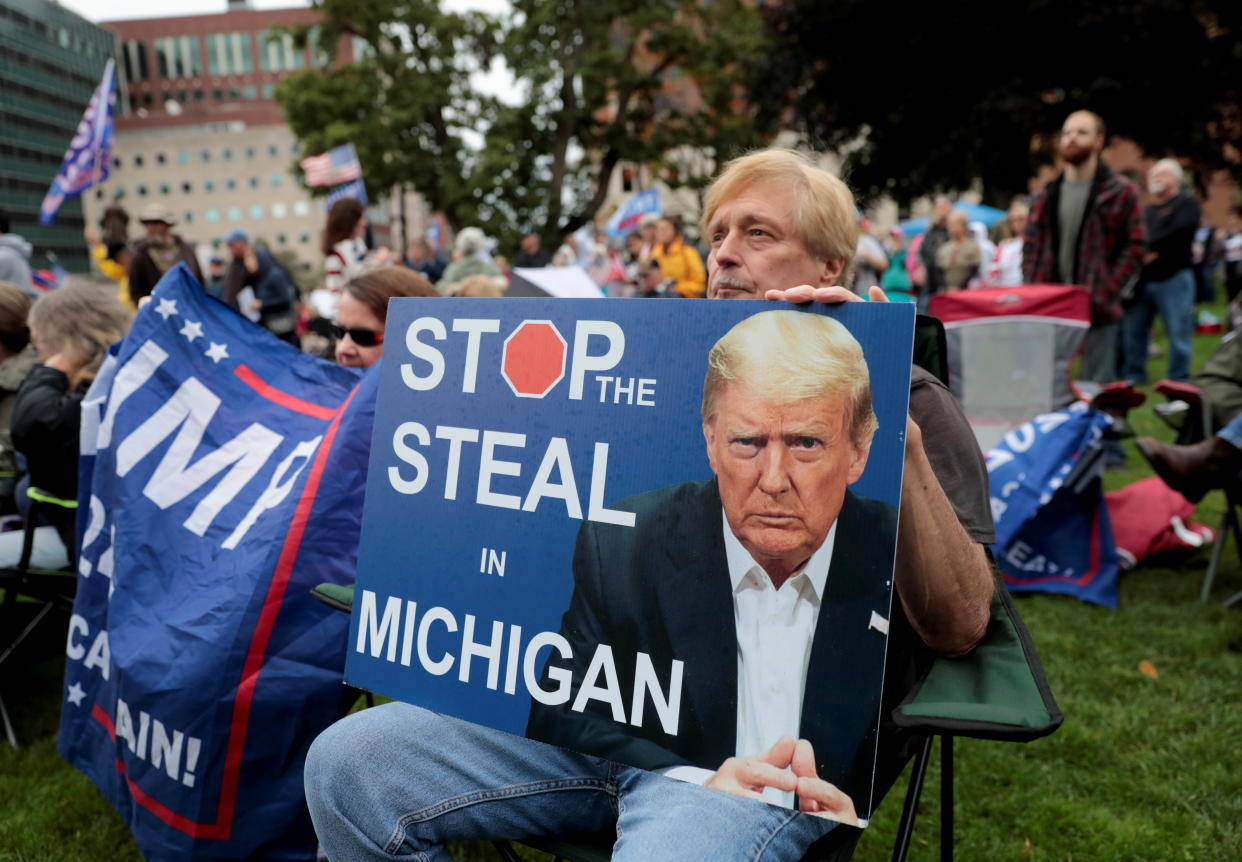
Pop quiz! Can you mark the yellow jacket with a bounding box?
[93,243,135,311]
[652,239,706,298]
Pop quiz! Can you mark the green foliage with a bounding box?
[758,0,1242,207]
[276,0,770,253]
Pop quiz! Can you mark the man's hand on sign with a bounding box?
[791,738,859,826]
[704,735,798,802]
[764,285,887,303]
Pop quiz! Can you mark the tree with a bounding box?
[277,0,772,253]
[757,0,1242,207]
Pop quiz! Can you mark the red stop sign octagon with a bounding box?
[501,320,567,398]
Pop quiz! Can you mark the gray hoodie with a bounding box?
[0,234,34,297]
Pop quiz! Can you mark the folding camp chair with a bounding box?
[0,487,77,747]
[1148,380,1242,606]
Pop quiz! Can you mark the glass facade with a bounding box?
[0,0,115,274]
[206,31,253,75]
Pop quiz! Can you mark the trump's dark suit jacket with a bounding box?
[526,479,898,809]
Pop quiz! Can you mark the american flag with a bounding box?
[300,143,362,187]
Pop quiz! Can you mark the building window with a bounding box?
[262,83,275,99]
[222,148,233,161]
[133,154,144,168]
[212,88,224,101]
[204,179,215,192]
[137,185,148,196]
[184,211,194,224]
[249,177,259,189]
[270,174,282,187]
[227,206,242,222]
[159,183,170,195]
[260,29,306,72]
[201,149,211,162]
[95,189,104,200]
[250,204,264,219]
[207,31,253,75]
[293,201,309,217]
[142,93,153,107]
[206,208,220,223]
[178,151,189,164]
[242,85,257,100]
[193,90,204,102]
[154,36,201,79]
[267,144,279,157]
[112,157,121,169]
[122,40,149,82]
[226,178,236,190]
[245,146,256,159]
[182,181,192,194]
[156,153,166,165]
[276,233,287,245]
[290,143,299,155]
[299,232,310,244]
[272,202,287,218]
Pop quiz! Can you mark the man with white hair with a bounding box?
[436,226,501,292]
[1121,159,1201,382]
[1022,110,1146,382]
[305,148,996,862]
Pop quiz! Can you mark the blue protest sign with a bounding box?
[345,299,914,818]
[987,403,1120,607]
[61,264,375,861]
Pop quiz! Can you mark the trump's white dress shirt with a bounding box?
[662,510,836,809]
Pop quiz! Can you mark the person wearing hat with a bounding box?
[222,229,300,346]
[126,203,203,306]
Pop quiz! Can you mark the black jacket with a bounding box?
[526,479,898,812]
[11,364,87,550]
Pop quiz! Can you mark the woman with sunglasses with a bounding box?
[334,266,437,368]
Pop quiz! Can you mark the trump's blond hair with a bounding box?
[701,310,878,453]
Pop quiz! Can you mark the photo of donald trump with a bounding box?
[528,308,900,825]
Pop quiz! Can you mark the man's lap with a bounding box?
[305,703,839,861]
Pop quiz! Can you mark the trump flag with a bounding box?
[40,59,116,226]
[986,403,1120,607]
[60,265,376,860]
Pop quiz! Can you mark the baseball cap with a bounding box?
[223,229,249,244]
[138,203,176,225]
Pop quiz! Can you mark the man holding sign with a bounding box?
[306,149,995,860]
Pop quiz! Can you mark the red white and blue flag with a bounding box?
[604,187,661,238]
[299,143,362,188]
[61,265,377,860]
[39,59,116,225]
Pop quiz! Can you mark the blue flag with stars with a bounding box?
[59,264,379,861]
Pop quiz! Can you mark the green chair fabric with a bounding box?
[892,582,1062,741]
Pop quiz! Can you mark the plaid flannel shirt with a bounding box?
[1022,164,1146,325]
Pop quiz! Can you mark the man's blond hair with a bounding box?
[701,149,859,288]
[701,310,878,453]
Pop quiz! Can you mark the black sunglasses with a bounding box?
[331,324,385,347]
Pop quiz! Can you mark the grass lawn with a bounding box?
[3,306,1241,862]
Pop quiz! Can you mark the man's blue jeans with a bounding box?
[1217,413,1242,451]
[304,703,840,861]
[1121,268,1195,383]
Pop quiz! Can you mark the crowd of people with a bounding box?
[4,103,1242,862]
